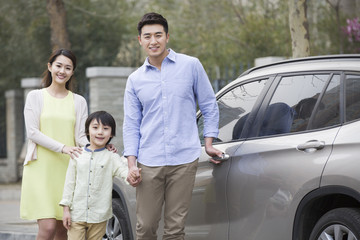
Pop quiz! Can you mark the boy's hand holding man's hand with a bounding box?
[127,166,142,187]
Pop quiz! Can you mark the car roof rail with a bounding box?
[240,54,360,77]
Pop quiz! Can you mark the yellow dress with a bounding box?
[20,89,76,220]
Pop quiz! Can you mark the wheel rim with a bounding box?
[318,224,358,240]
[102,215,123,240]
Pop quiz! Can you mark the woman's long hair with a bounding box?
[41,49,77,91]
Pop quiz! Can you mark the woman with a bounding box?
[20,49,88,240]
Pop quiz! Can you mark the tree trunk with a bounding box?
[46,0,71,50]
[288,0,310,58]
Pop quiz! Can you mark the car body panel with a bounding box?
[321,121,360,191]
[227,127,339,239]
[185,142,239,240]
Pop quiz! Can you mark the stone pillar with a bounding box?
[86,67,135,152]
[21,78,42,98]
[0,90,24,182]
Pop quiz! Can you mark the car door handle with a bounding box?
[297,140,325,151]
[212,153,230,161]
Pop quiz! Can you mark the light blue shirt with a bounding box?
[123,49,219,166]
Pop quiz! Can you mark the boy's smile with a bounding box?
[88,119,112,150]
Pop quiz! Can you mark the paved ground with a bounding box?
[0,182,37,240]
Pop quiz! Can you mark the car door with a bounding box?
[322,73,360,191]
[226,73,342,240]
[185,78,271,240]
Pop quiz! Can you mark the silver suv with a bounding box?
[105,54,360,240]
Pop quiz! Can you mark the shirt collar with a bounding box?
[84,144,106,152]
[143,48,176,72]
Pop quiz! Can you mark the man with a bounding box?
[123,12,222,240]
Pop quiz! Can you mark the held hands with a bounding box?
[62,206,71,230]
[127,166,142,187]
[62,146,82,159]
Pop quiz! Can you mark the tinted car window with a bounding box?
[258,74,331,137]
[198,79,268,144]
[310,74,341,129]
[345,74,360,122]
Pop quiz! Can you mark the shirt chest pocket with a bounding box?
[93,164,107,189]
[168,79,194,100]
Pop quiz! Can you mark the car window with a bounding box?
[198,79,268,144]
[258,74,332,137]
[345,74,360,122]
[310,74,341,129]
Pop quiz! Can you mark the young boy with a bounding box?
[59,111,137,239]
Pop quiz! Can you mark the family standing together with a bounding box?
[20,12,222,240]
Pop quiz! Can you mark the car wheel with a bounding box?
[309,208,360,240]
[102,198,131,240]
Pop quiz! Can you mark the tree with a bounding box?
[288,0,310,58]
[325,0,344,53]
[46,0,71,50]
[0,0,358,95]
[343,17,360,53]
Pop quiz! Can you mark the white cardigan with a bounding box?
[23,89,89,165]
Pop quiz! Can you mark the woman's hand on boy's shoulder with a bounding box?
[62,146,83,159]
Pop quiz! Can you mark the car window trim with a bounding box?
[237,76,276,139]
[197,75,275,145]
[343,71,360,123]
[246,74,282,138]
[248,71,345,139]
[307,73,335,130]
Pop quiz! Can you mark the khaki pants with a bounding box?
[67,221,107,240]
[136,159,198,240]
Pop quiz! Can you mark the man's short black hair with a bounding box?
[137,12,168,35]
[85,111,116,145]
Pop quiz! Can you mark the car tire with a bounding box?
[309,207,360,240]
[103,198,132,240]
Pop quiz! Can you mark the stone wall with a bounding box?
[0,89,24,183]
